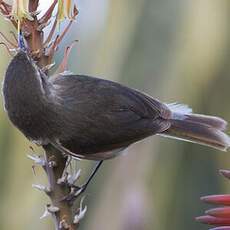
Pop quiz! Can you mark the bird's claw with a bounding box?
[61,184,86,203]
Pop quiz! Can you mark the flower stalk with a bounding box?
[0,0,85,229]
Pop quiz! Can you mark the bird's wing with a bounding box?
[49,74,171,119]
[48,74,171,155]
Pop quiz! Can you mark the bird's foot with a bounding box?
[60,183,86,204]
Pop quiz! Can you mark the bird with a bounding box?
[2,39,230,193]
[3,49,230,158]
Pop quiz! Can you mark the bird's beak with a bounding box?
[18,29,27,52]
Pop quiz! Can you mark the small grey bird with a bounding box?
[3,50,230,162]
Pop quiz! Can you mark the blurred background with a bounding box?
[0,0,230,229]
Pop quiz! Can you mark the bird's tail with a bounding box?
[160,103,230,151]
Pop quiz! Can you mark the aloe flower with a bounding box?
[11,0,33,22]
[196,170,230,230]
[0,0,78,62]
[57,0,77,22]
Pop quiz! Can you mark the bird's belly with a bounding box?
[60,118,157,159]
[78,147,126,160]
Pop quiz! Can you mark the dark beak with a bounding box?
[18,30,26,51]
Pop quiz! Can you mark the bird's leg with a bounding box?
[50,142,103,201]
[75,160,103,197]
[62,160,103,203]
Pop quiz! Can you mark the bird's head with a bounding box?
[3,35,47,105]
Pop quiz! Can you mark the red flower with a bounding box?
[196,170,230,230]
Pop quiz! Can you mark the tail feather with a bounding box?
[161,103,230,151]
[185,114,227,131]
